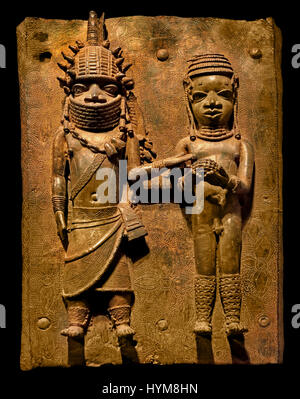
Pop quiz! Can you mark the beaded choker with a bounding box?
[69,94,122,132]
[196,127,233,141]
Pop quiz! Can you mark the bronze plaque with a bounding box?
[17,12,282,368]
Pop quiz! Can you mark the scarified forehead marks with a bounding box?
[191,75,233,89]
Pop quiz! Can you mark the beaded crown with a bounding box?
[57,11,134,92]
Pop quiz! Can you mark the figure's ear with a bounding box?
[232,75,239,102]
[183,76,191,90]
[183,76,193,102]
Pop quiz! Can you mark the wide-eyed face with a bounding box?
[71,80,120,105]
[189,75,234,128]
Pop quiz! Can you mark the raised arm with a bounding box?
[127,135,193,189]
[132,136,192,175]
[52,127,68,243]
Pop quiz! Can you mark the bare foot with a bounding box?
[193,321,212,336]
[60,325,84,339]
[115,323,135,338]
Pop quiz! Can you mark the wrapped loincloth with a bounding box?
[63,206,131,298]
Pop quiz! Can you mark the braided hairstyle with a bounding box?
[183,54,240,141]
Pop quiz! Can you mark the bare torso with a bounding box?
[65,127,123,208]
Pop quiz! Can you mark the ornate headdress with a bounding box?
[56,11,156,164]
[183,53,240,141]
[57,11,134,133]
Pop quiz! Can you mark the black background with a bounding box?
[0,1,298,397]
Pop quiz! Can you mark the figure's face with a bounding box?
[71,80,120,105]
[69,78,123,131]
[189,75,234,128]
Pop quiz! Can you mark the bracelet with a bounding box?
[52,195,67,213]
